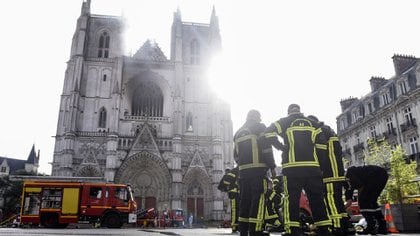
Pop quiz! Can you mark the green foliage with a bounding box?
[364,139,390,168]
[364,140,418,204]
[0,170,38,217]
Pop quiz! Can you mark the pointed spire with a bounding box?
[210,5,219,29]
[174,6,182,21]
[81,0,91,16]
[27,144,37,164]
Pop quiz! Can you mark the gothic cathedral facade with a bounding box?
[52,0,234,220]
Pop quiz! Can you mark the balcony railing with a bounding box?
[400,118,417,133]
[124,115,170,122]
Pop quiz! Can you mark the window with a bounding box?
[89,187,103,199]
[103,74,107,82]
[186,112,193,131]
[0,166,6,172]
[409,136,418,154]
[115,187,128,201]
[367,102,373,114]
[369,125,377,139]
[99,107,107,128]
[382,92,390,105]
[404,107,413,124]
[132,81,163,117]
[340,119,346,130]
[98,32,110,58]
[399,80,408,95]
[190,40,200,65]
[386,117,394,134]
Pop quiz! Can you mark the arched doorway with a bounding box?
[183,167,212,221]
[114,151,171,211]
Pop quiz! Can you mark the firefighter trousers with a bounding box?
[238,176,267,236]
[283,175,331,235]
[230,196,239,231]
[324,181,347,228]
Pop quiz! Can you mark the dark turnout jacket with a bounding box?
[344,165,388,201]
[234,120,276,179]
[264,113,325,177]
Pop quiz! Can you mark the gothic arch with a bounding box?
[182,167,213,218]
[77,165,101,177]
[114,151,172,209]
[124,70,172,117]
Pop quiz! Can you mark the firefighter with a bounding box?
[234,109,276,236]
[264,104,331,236]
[344,165,388,235]
[308,115,355,236]
[217,167,240,233]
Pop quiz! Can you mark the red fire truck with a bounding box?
[19,180,137,228]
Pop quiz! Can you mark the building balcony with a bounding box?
[400,118,417,133]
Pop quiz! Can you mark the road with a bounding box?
[1,226,419,236]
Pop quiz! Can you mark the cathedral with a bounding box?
[52,0,234,221]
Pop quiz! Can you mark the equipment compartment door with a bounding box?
[62,188,80,214]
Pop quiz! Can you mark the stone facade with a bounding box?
[52,0,234,220]
[337,54,420,171]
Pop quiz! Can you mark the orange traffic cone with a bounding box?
[384,203,399,233]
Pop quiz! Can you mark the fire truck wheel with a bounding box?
[41,213,59,228]
[103,212,122,228]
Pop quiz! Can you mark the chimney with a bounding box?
[392,54,417,75]
[340,97,358,112]
[369,76,387,92]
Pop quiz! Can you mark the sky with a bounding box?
[2,0,420,175]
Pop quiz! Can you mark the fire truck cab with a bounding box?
[20,180,137,228]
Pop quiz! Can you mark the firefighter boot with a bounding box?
[331,227,345,236]
[316,226,332,236]
[358,213,377,235]
[341,217,356,235]
[373,211,387,235]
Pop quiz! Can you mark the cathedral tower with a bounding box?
[53,0,233,221]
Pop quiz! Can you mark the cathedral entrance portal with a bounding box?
[183,168,211,220]
[114,151,171,211]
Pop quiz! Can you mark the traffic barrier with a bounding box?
[384,203,399,233]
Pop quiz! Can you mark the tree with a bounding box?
[0,170,37,217]
[364,140,418,204]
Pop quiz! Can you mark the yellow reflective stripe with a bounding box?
[328,139,338,177]
[282,175,291,233]
[316,144,327,150]
[227,173,236,177]
[223,181,230,185]
[238,217,249,222]
[314,219,332,226]
[286,129,295,162]
[231,199,237,226]
[282,161,319,168]
[239,163,268,170]
[235,134,257,143]
[330,136,339,142]
[326,183,338,220]
[274,121,282,134]
[251,137,259,167]
[265,132,277,138]
[323,176,346,183]
[313,128,322,142]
